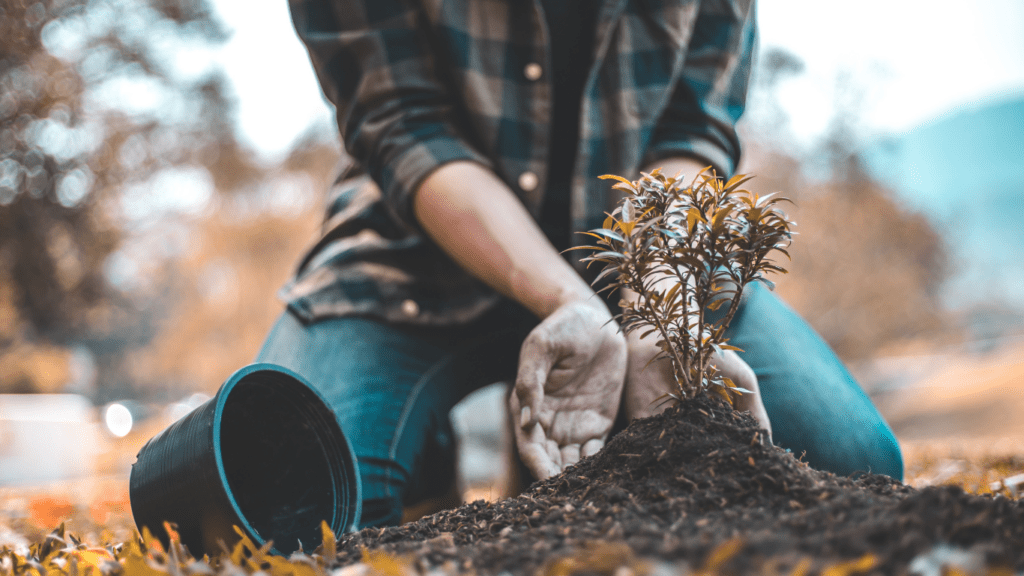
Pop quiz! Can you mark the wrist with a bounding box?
[512,266,597,320]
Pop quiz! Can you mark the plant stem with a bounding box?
[639,283,687,396]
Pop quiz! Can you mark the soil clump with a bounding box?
[329,395,1024,575]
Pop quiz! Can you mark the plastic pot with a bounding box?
[129,363,361,557]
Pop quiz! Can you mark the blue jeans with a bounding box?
[256,282,902,528]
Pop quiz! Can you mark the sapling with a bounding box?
[571,167,795,405]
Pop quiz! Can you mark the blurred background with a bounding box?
[1,0,1022,537]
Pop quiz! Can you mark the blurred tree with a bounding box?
[0,0,246,393]
[740,48,952,363]
[122,131,339,398]
[745,145,950,362]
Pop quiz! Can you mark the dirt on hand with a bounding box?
[331,395,1024,575]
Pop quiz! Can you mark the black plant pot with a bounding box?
[129,363,361,557]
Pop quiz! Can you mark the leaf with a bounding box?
[590,251,629,261]
[820,554,877,576]
[590,265,622,286]
[754,192,777,208]
[140,527,164,556]
[723,174,754,192]
[663,281,682,305]
[686,207,703,233]
[598,174,636,188]
[581,228,625,243]
[230,526,254,568]
[320,521,336,560]
[264,555,325,576]
[618,220,636,237]
[706,298,728,311]
[362,548,410,576]
[708,207,733,231]
[622,199,635,223]
[701,538,744,572]
[121,539,169,576]
[652,393,680,411]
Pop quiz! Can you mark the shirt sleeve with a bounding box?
[289,0,493,233]
[641,0,756,179]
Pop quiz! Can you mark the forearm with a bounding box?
[413,160,596,319]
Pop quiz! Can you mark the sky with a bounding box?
[754,0,1024,143]
[202,0,1024,160]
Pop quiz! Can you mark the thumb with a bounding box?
[515,332,554,428]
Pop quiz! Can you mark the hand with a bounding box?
[623,330,772,441]
[510,298,628,480]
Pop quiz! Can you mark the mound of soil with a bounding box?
[330,396,1024,575]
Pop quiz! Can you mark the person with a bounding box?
[256,0,904,529]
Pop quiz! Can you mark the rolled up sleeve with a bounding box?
[642,0,756,178]
[290,0,493,233]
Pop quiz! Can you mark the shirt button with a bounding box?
[518,171,539,192]
[523,62,543,81]
[401,299,419,317]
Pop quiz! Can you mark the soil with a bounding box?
[328,395,1024,575]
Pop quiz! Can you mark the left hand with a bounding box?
[510,298,628,480]
[623,329,772,441]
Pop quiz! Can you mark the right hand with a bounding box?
[623,329,772,441]
[509,298,628,480]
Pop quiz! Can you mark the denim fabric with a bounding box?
[718,282,903,480]
[255,300,537,528]
[256,283,902,528]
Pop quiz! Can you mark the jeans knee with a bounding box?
[870,428,904,481]
[831,425,904,482]
[358,496,404,528]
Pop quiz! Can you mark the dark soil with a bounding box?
[329,395,1024,575]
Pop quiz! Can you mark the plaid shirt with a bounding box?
[280,0,756,326]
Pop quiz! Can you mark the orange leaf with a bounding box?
[362,548,410,576]
[820,554,877,576]
[320,521,336,559]
[598,174,635,188]
[701,537,744,572]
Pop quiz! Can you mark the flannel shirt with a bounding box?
[280,0,756,326]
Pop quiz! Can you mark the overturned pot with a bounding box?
[129,363,361,557]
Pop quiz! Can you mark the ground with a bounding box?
[3,343,1024,575]
[3,392,1024,576]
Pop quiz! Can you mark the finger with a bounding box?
[560,444,581,470]
[511,406,560,481]
[532,425,562,479]
[515,333,556,428]
[713,350,757,393]
[545,437,561,470]
[581,438,604,458]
